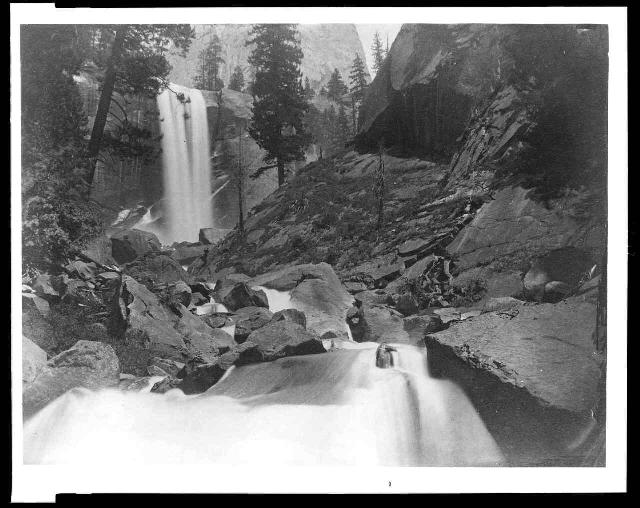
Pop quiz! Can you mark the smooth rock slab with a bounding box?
[424,298,602,417]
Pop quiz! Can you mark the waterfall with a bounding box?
[156,84,213,244]
[23,344,504,466]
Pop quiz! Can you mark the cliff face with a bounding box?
[74,65,163,208]
[357,24,608,181]
[166,24,370,91]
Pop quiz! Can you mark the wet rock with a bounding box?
[271,309,307,328]
[111,229,161,264]
[170,281,192,307]
[222,283,269,311]
[375,343,397,369]
[178,351,238,394]
[189,282,213,299]
[23,341,120,418]
[233,306,274,343]
[237,321,325,365]
[147,364,169,377]
[151,377,183,394]
[190,292,209,306]
[251,263,354,339]
[347,301,411,344]
[22,336,47,384]
[214,273,252,301]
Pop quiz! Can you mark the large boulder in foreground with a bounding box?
[250,263,354,339]
[110,275,234,374]
[22,336,47,384]
[237,321,325,365]
[23,341,120,419]
[111,229,161,265]
[424,294,603,465]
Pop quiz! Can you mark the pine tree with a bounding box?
[83,24,194,193]
[193,34,225,91]
[349,53,368,104]
[319,86,328,97]
[228,65,245,92]
[349,53,369,131]
[371,31,385,75]
[303,77,315,100]
[337,104,351,143]
[326,68,348,102]
[246,24,311,186]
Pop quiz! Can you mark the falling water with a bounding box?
[156,84,213,244]
[23,343,504,466]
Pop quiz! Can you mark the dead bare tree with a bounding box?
[374,141,386,231]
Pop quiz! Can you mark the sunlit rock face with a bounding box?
[166,24,369,91]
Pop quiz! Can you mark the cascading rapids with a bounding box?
[153,84,213,244]
[23,343,504,466]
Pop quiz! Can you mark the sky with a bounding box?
[356,24,403,76]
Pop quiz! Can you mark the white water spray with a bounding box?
[156,84,213,244]
[23,344,504,466]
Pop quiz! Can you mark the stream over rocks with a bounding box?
[24,342,504,466]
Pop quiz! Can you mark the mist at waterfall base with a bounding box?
[137,84,214,245]
[23,286,504,467]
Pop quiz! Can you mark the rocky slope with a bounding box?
[22,23,608,466]
[167,24,370,91]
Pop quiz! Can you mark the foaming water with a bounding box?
[253,286,293,312]
[23,344,504,466]
[254,286,354,341]
[154,84,213,244]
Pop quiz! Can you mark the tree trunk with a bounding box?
[237,124,245,233]
[375,144,385,230]
[85,27,127,196]
[277,159,285,187]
